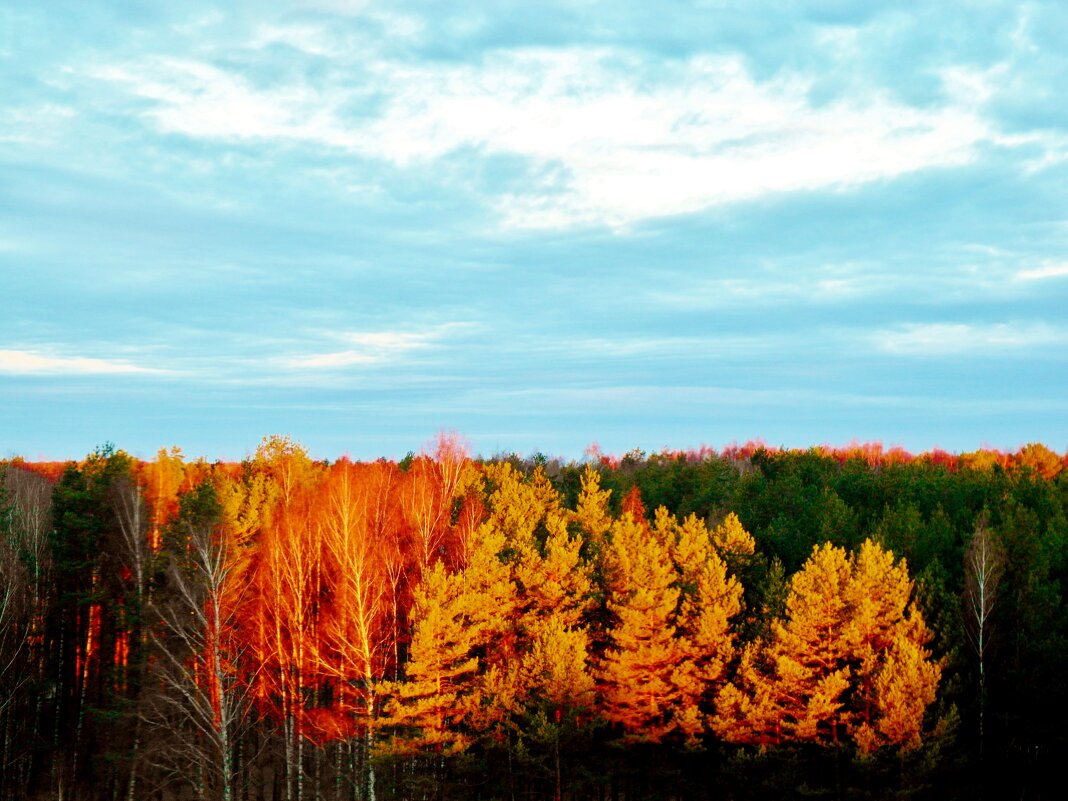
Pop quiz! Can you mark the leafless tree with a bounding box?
[0,536,29,710]
[112,473,151,610]
[1,467,52,800]
[964,521,1004,761]
[2,467,51,624]
[144,490,248,801]
[109,471,155,801]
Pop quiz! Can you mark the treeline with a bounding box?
[0,436,1065,800]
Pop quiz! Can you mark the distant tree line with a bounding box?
[0,436,1064,800]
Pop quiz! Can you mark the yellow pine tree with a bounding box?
[683,530,743,693]
[658,509,744,743]
[844,539,916,722]
[460,523,520,664]
[514,510,592,630]
[382,561,481,755]
[711,512,756,557]
[712,642,784,745]
[714,543,852,745]
[774,542,855,743]
[520,613,596,801]
[713,539,941,752]
[659,508,703,586]
[383,522,518,755]
[846,540,940,754]
[522,614,595,714]
[597,511,687,743]
[481,462,561,547]
[853,631,941,753]
[573,466,612,557]
[473,466,595,747]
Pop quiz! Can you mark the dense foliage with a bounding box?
[1,437,1064,800]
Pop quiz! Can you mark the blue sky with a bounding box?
[2,1,1066,461]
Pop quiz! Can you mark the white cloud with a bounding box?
[0,349,164,375]
[89,47,1025,228]
[872,322,1067,356]
[0,103,76,145]
[249,23,346,58]
[1016,261,1068,281]
[562,334,785,359]
[88,60,337,144]
[650,267,879,309]
[939,64,1006,107]
[296,350,382,368]
[356,51,993,228]
[282,324,470,369]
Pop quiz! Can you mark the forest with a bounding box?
[1,435,1065,801]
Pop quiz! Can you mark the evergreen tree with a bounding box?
[715,540,940,754]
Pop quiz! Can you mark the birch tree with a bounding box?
[146,482,247,801]
[963,522,1003,761]
[319,460,389,801]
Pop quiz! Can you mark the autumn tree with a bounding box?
[223,436,328,801]
[318,460,390,801]
[382,521,517,766]
[478,463,595,792]
[253,439,324,801]
[400,433,478,573]
[138,446,187,552]
[596,508,688,743]
[714,540,940,754]
[572,466,612,560]
[1015,442,1062,479]
[659,509,744,741]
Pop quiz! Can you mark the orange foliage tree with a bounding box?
[381,520,517,756]
[596,505,688,744]
[660,509,745,741]
[222,437,329,801]
[714,540,941,754]
[399,433,480,573]
[136,446,187,552]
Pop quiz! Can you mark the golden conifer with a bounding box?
[573,466,612,554]
[713,539,940,752]
[384,522,518,754]
[597,512,685,742]
[711,512,756,556]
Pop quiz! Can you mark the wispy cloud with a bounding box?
[486,384,1068,415]
[280,324,472,369]
[872,323,1067,356]
[552,334,787,360]
[650,268,880,309]
[1015,261,1068,281]
[0,103,76,145]
[87,60,338,145]
[85,47,1025,229]
[0,349,165,376]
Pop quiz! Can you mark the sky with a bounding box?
[1,1,1067,462]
